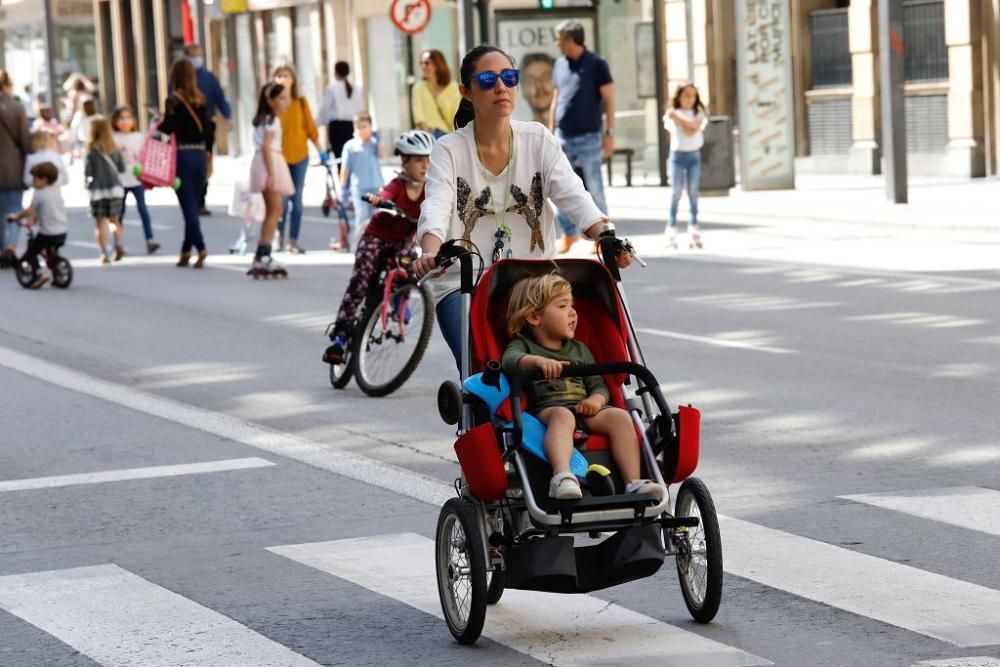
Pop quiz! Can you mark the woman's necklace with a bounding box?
[474,122,515,262]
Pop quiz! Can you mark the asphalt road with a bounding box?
[1,201,999,667]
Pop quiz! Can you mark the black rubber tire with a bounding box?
[486,567,505,604]
[51,257,73,288]
[15,259,36,289]
[436,498,488,644]
[329,346,354,389]
[353,282,434,398]
[321,201,331,217]
[674,477,723,623]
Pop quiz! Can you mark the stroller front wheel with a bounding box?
[435,498,488,644]
[674,477,723,623]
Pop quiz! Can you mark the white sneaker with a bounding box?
[666,227,678,249]
[549,472,583,500]
[625,479,666,501]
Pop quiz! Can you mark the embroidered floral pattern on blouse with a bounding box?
[506,172,545,253]
[456,176,495,242]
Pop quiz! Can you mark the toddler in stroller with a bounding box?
[501,273,666,501]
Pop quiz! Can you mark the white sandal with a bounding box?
[549,472,583,500]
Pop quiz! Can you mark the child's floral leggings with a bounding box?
[330,233,403,341]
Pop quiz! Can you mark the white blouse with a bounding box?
[418,120,606,296]
[253,118,281,151]
[315,80,366,124]
[663,109,708,152]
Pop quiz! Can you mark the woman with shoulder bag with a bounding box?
[273,65,320,253]
[159,58,211,268]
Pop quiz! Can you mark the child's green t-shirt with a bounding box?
[501,334,610,410]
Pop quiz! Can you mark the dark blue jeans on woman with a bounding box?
[175,148,207,252]
[436,289,464,371]
[668,149,702,228]
[122,185,154,241]
[279,157,309,241]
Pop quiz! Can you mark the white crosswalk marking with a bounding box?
[913,658,1000,667]
[637,327,795,354]
[269,533,771,667]
[0,457,274,493]
[720,516,1000,647]
[841,487,1000,537]
[0,564,321,666]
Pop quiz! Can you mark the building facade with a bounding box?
[92,0,997,179]
[667,0,1000,178]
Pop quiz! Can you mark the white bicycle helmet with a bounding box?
[394,130,434,156]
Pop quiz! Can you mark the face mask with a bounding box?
[188,57,204,69]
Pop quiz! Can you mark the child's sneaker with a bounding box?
[666,227,678,249]
[549,472,583,500]
[30,272,51,289]
[323,337,346,364]
[146,240,160,254]
[101,253,112,265]
[625,479,666,501]
[689,228,703,249]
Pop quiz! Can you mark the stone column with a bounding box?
[848,0,881,174]
[943,0,986,177]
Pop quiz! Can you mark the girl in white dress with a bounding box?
[249,82,294,275]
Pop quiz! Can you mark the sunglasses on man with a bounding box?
[464,68,521,91]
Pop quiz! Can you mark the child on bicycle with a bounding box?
[323,129,434,365]
[501,273,667,501]
[5,162,67,288]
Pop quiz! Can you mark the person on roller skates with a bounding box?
[247,81,295,278]
[323,129,433,364]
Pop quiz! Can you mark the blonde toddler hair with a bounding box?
[31,130,57,152]
[506,273,572,337]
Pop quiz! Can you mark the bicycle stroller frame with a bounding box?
[429,228,723,644]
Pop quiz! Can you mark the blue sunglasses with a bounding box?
[465,68,520,91]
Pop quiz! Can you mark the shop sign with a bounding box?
[389,0,431,35]
[495,11,595,125]
[222,0,249,14]
[53,0,93,21]
[735,0,795,190]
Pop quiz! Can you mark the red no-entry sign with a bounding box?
[390,0,432,35]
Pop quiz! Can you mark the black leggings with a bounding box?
[24,233,66,270]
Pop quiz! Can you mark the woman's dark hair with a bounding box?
[334,61,353,98]
[82,99,97,116]
[253,82,285,127]
[422,49,451,87]
[671,82,705,115]
[453,45,515,130]
[38,105,55,122]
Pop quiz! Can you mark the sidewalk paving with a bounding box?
[56,155,999,236]
[606,172,1000,235]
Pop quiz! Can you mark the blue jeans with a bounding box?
[175,149,208,252]
[0,188,25,249]
[350,193,373,248]
[436,289,464,371]
[669,150,702,228]
[555,130,607,238]
[279,157,308,241]
[122,185,154,241]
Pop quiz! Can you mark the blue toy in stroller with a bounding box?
[423,228,722,644]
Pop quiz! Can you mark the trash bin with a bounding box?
[699,116,735,194]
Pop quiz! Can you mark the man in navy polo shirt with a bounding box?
[548,20,616,253]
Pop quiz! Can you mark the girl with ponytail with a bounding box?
[413,45,633,367]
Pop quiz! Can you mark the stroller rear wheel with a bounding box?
[435,498,487,644]
[674,477,723,623]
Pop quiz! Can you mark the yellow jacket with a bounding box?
[411,80,461,134]
[277,96,319,164]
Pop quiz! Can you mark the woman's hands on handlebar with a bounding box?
[413,233,444,278]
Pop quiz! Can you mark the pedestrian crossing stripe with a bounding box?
[720,516,1000,647]
[0,564,321,666]
[268,533,771,667]
[841,487,1000,538]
